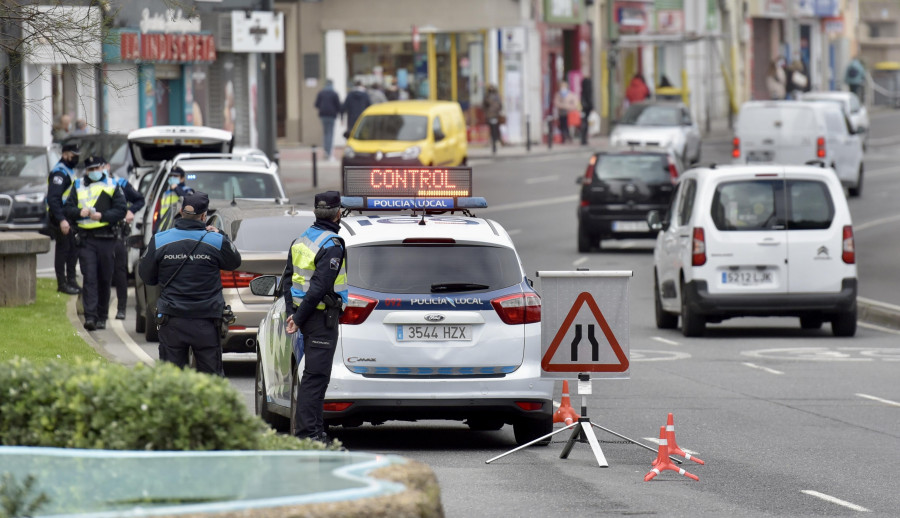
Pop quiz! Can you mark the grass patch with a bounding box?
[0,278,104,364]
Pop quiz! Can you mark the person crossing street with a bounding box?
[64,156,127,331]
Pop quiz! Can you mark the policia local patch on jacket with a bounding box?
[330,257,341,270]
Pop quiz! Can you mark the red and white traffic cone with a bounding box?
[653,413,705,466]
[645,426,699,482]
[553,380,579,425]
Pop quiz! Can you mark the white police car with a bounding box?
[252,166,554,445]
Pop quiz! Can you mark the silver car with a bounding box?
[610,102,702,165]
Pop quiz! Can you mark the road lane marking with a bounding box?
[858,321,900,336]
[856,393,900,407]
[800,490,871,512]
[741,362,784,375]
[109,318,155,366]
[525,175,559,184]
[631,350,691,362]
[479,194,578,214]
[573,257,588,267]
[854,213,900,232]
[506,228,522,236]
[651,336,680,346]
[643,437,699,456]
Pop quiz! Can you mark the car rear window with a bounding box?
[183,171,281,200]
[620,105,681,126]
[595,154,671,184]
[347,244,523,294]
[231,216,315,252]
[711,179,834,231]
[738,106,816,136]
[132,142,229,164]
[352,115,428,141]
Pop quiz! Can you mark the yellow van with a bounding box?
[342,100,468,167]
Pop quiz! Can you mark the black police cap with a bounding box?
[315,190,341,209]
[84,155,107,169]
[61,143,80,155]
[182,191,210,215]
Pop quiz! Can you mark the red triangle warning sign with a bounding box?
[541,292,629,373]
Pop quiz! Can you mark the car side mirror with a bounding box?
[250,275,280,297]
[647,210,665,232]
[126,235,144,250]
[576,176,584,185]
[433,128,445,141]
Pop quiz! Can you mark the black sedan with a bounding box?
[0,145,59,232]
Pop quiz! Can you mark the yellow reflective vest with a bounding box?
[73,177,117,230]
[290,228,348,309]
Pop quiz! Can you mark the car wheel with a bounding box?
[831,306,857,337]
[799,316,823,330]
[848,165,863,197]
[513,415,552,446]
[577,223,594,253]
[144,305,159,342]
[680,280,705,337]
[654,272,678,329]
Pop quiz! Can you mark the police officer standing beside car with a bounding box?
[109,161,145,320]
[139,192,241,376]
[155,166,195,233]
[46,143,81,295]
[281,191,347,443]
[64,156,127,331]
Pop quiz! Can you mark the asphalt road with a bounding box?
[43,111,900,516]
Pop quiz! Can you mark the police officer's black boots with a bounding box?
[58,278,80,295]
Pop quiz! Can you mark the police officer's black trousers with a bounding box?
[158,316,224,376]
[51,224,78,286]
[111,237,128,311]
[79,236,115,322]
[294,311,338,438]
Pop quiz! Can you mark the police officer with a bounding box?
[281,191,348,442]
[139,192,241,376]
[64,156,127,331]
[46,143,81,295]
[109,161,145,320]
[155,166,194,233]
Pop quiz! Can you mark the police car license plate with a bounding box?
[722,270,773,286]
[397,325,472,342]
[612,220,649,232]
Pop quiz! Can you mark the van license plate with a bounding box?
[612,221,649,232]
[722,271,773,286]
[397,325,472,341]
[746,151,773,163]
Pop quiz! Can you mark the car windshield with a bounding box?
[231,216,315,252]
[181,171,282,200]
[711,179,834,231]
[738,106,816,136]
[621,105,681,126]
[352,115,428,141]
[595,154,671,183]
[0,149,48,178]
[347,244,523,294]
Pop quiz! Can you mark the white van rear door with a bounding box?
[738,105,815,165]
[703,172,788,296]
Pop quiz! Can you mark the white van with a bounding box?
[733,101,864,197]
[649,164,857,337]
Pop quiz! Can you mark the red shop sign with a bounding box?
[136,33,216,63]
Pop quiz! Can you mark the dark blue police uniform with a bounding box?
[46,143,80,294]
[111,173,145,319]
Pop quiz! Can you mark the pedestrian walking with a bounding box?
[64,155,127,331]
[625,73,650,105]
[766,59,786,100]
[483,84,503,154]
[845,56,866,103]
[155,166,194,233]
[138,192,242,376]
[580,77,594,146]
[109,163,145,320]
[281,191,347,442]
[52,114,71,142]
[367,82,388,104]
[72,119,88,136]
[342,80,371,138]
[554,81,578,143]
[46,143,81,295]
[315,79,342,162]
[786,59,809,100]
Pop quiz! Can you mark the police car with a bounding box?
[251,166,554,445]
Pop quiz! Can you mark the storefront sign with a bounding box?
[544,0,586,24]
[814,0,839,17]
[231,11,285,53]
[501,27,527,54]
[823,16,844,35]
[139,8,201,34]
[746,0,787,18]
[105,29,216,63]
[615,2,649,33]
[657,10,684,34]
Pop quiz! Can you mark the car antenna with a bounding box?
[231,191,237,206]
[418,209,426,226]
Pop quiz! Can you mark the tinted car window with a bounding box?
[787,180,834,230]
[348,244,523,294]
[353,115,428,141]
[231,216,315,252]
[0,150,47,178]
[595,154,670,183]
[678,179,696,226]
[712,180,782,231]
[183,171,280,200]
[621,105,681,126]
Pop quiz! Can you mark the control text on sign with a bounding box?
[343,166,473,197]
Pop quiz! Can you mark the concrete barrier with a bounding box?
[0,232,51,307]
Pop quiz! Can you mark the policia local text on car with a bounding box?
[139,192,242,376]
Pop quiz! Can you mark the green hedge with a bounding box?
[0,358,338,451]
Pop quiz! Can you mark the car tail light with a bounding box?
[582,155,597,186]
[732,137,740,159]
[323,402,353,412]
[152,199,160,229]
[491,293,541,325]
[816,137,826,158]
[339,294,378,325]
[515,401,544,411]
[842,226,855,264]
[692,227,706,266]
[221,271,259,288]
[668,159,679,185]
[228,325,247,331]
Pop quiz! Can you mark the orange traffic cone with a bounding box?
[645,426,699,482]
[553,380,579,425]
[653,413,705,466]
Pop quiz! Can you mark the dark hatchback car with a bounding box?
[576,148,682,252]
[0,145,59,232]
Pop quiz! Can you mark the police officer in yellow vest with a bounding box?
[64,155,127,331]
[281,191,348,442]
[155,166,194,233]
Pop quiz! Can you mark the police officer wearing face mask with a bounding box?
[109,161,145,320]
[46,143,81,295]
[64,156,127,331]
[281,190,348,442]
[155,166,195,233]
[139,192,241,376]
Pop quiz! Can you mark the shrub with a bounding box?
[0,358,339,451]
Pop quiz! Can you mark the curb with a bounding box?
[858,297,900,331]
[65,294,118,363]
